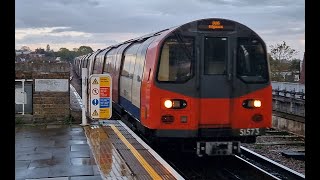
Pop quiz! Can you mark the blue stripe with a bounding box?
[119,96,140,120]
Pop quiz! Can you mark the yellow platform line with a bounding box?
[110,125,162,180]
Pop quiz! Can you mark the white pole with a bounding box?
[22,79,25,115]
[81,68,88,126]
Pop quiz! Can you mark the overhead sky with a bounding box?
[15,0,305,59]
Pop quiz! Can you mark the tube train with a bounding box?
[74,18,272,156]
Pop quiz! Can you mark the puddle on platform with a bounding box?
[84,125,132,178]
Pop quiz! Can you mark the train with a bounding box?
[73,18,272,156]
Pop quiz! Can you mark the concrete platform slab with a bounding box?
[85,120,184,180]
[15,125,102,179]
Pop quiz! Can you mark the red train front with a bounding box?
[75,18,272,156]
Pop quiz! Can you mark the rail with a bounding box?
[239,146,305,180]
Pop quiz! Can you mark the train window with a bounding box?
[134,37,156,81]
[104,48,117,74]
[122,43,142,77]
[204,37,227,75]
[157,36,194,82]
[237,38,268,83]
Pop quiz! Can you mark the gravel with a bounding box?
[241,131,305,175]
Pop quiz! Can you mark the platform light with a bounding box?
[164,100,173,108]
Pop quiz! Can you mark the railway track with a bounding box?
[156,148,295,180]
[109,110,306,179]
[155,146,305,179]
[239,146,305,180]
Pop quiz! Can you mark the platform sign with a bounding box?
[89,74,112,119]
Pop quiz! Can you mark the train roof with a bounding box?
[79,18,264,58]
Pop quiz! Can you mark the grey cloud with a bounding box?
[15,0,304,58]
[50,28,72,33]
[54,0,100,6]
[15,33,118,45]
[197,0,303,7]
[16,0,304,33]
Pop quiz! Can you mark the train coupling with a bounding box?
[196,141,240,157]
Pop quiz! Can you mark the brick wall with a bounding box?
[15,62,71,124]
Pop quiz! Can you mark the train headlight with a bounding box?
[253,100,261,108]
[243,99,261,108]
[164,100,173,108]
[163,99,187,109]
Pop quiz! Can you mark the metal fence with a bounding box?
[271,82,305,117]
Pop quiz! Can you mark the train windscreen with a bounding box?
[236,38,268,83]
[157,36,194,82]
[204,37,228,75]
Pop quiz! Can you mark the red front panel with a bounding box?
[230,86,272,129]
[141,85,272,131]
[199,99,230,128]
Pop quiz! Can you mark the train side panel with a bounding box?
[119,42,142,118]
[112,44,131,104]
[93,49,109,74]
[131,37,157,116]
[140,29,176,128]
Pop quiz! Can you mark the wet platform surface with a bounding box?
[15,125,102,180]
[15,122,182,180]
[85,120,182,180]
[15,84,182,179]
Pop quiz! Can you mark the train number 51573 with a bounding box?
[239,128,260,136]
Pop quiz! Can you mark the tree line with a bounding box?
[16,41,302,82]
[16,45,94,62]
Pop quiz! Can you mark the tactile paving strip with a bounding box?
[84,125,134,179]
[86,120,177,180]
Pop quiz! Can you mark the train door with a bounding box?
[132,37,156,121]
[119,42,142,119]
[198,35,235,127]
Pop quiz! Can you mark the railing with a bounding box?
[271,82,305,117]
[271,81,305,99]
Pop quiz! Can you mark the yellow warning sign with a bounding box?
[92,110,99,116]
[92,78,99,84]
[89,74,112,120]
[100,108,111,119]
[100,77,110,87]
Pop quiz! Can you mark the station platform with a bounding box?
[70,85,183,179]
[85,120,183,179]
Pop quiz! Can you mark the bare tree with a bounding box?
[269,41,298,62]
[269,41,299,82]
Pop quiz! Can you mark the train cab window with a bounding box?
[157,36,194,82]
[237,38,268,83]
[204,37,227,75]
